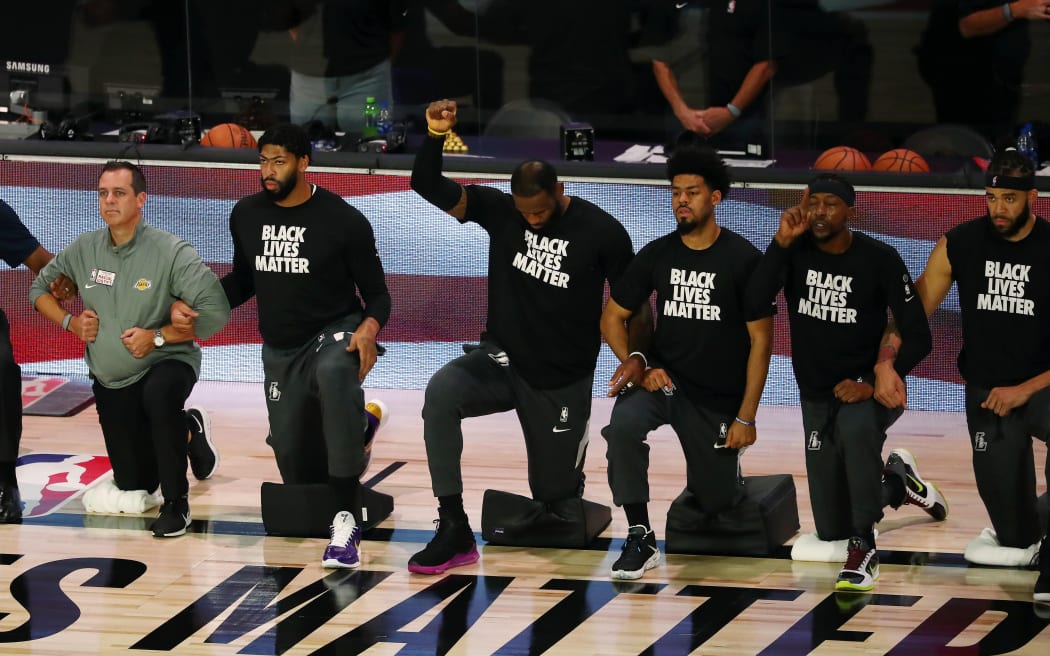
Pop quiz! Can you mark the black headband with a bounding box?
[985,173,1035,191]
[807,178,855,207]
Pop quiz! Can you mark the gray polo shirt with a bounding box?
[30,221,230,388]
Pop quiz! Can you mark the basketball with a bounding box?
[812,146,872,171]
[200,123,257,148]
[872,148,930,173]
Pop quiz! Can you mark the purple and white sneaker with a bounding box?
[322,511,362,569]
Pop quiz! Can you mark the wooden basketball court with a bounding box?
[3,383,1048,654]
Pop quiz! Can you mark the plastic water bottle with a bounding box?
[362,96,378,138]
[1016,122,1039,167]
[377,102,392,137]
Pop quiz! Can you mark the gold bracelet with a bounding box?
[427,126,451,137]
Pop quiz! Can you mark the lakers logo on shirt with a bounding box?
[134,278,152,291]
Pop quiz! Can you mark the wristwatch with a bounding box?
[153,328,166,348]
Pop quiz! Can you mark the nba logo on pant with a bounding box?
[974,431,987,452]
[560,406,569,423]
[807,430,822,450]
[268,381,282,401]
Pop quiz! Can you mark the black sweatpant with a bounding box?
[92,359,196,502]
[0,310,21,467]
[262,313,369,484]
[602,386,744,513]
[422,342,593,503]
[965,384,1050,548]
[801,398,903,542]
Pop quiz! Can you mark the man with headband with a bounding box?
[751,173,941,592]
[877,149,1049,603]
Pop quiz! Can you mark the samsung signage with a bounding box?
[5,61,50,75]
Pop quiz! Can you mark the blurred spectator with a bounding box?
[653,1,871,147]
[264,0,408,132]
[917,0,1047,141]
[393,0,504,112]
[477,0,671,130]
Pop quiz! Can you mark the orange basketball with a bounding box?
[812,146,872,171]
[200,123,257,148]
[872,148,930,173]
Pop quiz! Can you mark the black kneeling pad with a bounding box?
[481,489,611,548]
[665,474,799,556]
[261,482,393,538]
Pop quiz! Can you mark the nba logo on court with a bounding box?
[20,375,69,409]
[15,453,112,518]
[807,430,822,450]
[974,431,988,452]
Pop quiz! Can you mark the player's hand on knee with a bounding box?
[608,355,646,397]
[726,421,756,449]
[346,317,381,381]
[833,378,873,404]
[72,310,99,343]
[981,385,1030,416]
[642,368,673,393]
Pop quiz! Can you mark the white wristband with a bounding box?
[726,102,742,118]
[61,313,72,331]
[1002,2,1014,22]
[628,351,648,367]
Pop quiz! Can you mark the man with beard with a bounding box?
[406,98,635,574]
[31,161,230,537]
[598,145,773,580]
[876,149,1050,603]
[175,123,391,568]
[750,173,941,592]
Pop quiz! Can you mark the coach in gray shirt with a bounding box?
[30,161,229,538]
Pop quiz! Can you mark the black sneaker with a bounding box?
[408,511,479,575]
[0,483,22,524]
[884,448,948,521]
[836,537,879,591]
[152,498,191,538]
[1036,538,1050,604]
[611,525,661,580]
[186,406,218,480]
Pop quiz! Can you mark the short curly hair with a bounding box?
[666,145,730,198]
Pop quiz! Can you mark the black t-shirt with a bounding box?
[289,0,409,77]
[703,0,774,107]
[223,186,391,349]
[463,185,635,389]
[751,231,931,400]
[0,200,40,269]
[947,215,1050,387]
[477,0,637,115]
[612,228,772,413]
[958,0,1030,84]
